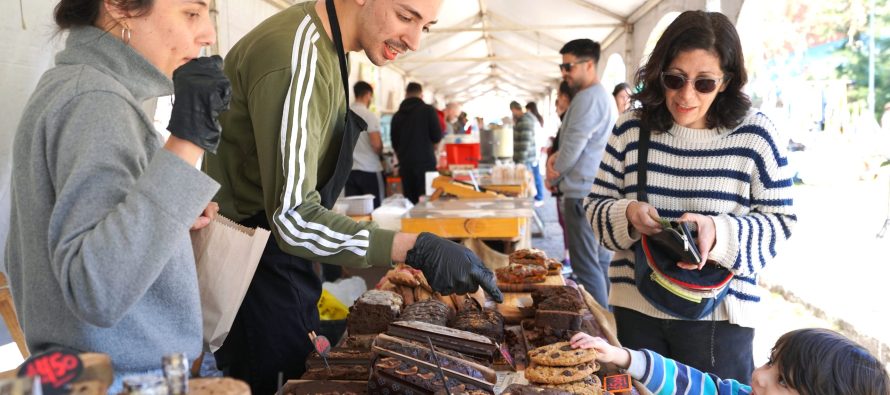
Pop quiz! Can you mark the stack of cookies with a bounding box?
[525,342,603,395]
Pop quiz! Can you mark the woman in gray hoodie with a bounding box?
[5,0,230,385]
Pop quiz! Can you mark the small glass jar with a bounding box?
[123,375,169,395]
[161,352,189,395]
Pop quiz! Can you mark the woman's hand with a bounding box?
[570,333,631,369]
[676,213,716,270]
[626,201,663,236]
[545,153,560,184]
[191,202,219,231]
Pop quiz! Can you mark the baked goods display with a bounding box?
[496,263,548,284]
[347,290,404,335]
[302,348,372,380]
[524,343,602,393]
[399,298,455,326]
[450,298,505,343]
[386,320,499,363]
[375,265,435,305]
[501,384,572,395]
[368,333,496,394]
[508,248,547,267]
[292,247,630,394]
[544,259,563,276]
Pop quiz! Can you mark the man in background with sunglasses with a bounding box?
[547,38,618,307]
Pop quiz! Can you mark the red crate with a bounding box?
[445,143,481,167]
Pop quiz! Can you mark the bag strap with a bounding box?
[636,122,651,203]
[325,0,350,117]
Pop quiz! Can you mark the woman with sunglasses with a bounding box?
[583,10,796,383]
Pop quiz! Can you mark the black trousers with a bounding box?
[345,170,384,208]
[214,213,322,395]
[400,165,433,204]
[613,306,755,384]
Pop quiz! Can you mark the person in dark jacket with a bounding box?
[391,82,443,203]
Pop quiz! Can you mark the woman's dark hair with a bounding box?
[771,329,889,395]
[55,0,154,30]
[633,10,751,131]
[525,102,544,127]
[612,82,632,97]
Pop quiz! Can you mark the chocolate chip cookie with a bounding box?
[543,375,603,395]
[524,362,598,384]
[528,341,598,366]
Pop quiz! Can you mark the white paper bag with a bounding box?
[191,215,270,352]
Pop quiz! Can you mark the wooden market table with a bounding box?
[400,198,533,253]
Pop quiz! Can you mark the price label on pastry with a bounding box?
[604,373,632,392]
[18,348,84,395]
[312,334,331,356]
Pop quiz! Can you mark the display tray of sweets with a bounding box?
[386,320,499,363]
[369,333,496,394]
[279,380,368,395]
[301,347,373,381]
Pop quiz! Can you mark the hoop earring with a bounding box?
[121,25,132,45]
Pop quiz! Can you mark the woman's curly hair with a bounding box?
[634,10,751,132]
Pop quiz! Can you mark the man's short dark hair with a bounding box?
[560,39,601,64]
[353,81,373,98]
[406,82,423,95]
[509,101,522,110]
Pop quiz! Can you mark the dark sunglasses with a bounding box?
[660,72,727,94]
[558,59,591,72]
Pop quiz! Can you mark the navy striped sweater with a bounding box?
[583,111,796,327]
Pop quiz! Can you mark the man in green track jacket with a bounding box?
[203,1,503,394]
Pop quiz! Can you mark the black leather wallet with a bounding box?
[646,221,702,264]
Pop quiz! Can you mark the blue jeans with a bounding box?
[562,197,612,307]
[530,163,545,201]
[614,307,755,384]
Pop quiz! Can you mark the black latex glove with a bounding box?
[167,55,232,154]
[405,232,504,303]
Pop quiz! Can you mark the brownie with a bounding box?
[302,348,372,380]
[451,307,505,342]
[347,290,403,335]
[280,380,367,395]
[531,286,582,309]
[399,299,454,326]
[534,310,583,331]
[538,294,585,312]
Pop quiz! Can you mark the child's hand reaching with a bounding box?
[570,332,631,369]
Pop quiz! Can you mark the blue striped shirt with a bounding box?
[628,349,752,394]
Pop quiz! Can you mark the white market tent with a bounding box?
[0,0,747,270]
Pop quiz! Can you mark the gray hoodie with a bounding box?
[5,26,219,372]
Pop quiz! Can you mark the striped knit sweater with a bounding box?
[627,349,752,394]
[583,111,796,328]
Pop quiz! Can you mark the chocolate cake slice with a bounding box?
[347,290,403,335]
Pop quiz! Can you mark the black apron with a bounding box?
[214,2,365,393]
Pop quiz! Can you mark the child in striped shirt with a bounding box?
[570,329,888,394]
